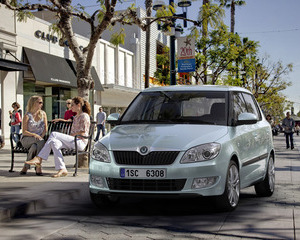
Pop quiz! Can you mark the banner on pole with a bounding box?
[177,36,195,73]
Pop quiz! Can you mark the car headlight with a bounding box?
[92,143,111,163]
[180,143,221,163]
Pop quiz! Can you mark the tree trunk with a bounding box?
[144,0,152,88]
[145,26,150,88]
[77,74,93,168]
[202,0,209,84]
[230,0,235,33]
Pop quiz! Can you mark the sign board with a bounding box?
[178,59,195,73]
[177,36,195,72]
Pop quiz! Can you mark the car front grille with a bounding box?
[113,151,180,165]
[107,178,186,191]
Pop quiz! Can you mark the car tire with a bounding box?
[215,160,240,211]
[90,192,120,208]
[254,155,275,197]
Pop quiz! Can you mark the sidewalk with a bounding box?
[0,143,89,222]
[0,132,300,234]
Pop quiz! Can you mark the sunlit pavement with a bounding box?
[0,134,300,239]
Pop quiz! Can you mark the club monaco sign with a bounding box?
[34,30,83,50]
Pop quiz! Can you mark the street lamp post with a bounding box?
[153,0,191,85]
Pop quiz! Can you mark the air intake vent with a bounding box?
[107,178,186,191]
[113,151,180,165]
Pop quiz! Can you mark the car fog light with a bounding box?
[90,175,104,188]
[192,177,218,189]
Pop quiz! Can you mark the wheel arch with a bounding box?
[230,154,240,170]
[270,149,275,162]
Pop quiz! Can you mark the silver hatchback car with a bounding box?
[90,85,275,211]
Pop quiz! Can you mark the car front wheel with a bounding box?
[215,160,240,211]
[254,155,275,197]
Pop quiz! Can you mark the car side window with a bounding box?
[233,92,247,120]
[242,93,261,120]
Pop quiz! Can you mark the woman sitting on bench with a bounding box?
[20,96,47,176]
[25,96,91,178]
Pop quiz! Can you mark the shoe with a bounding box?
[291,146,294,150]
[25,157,41,166]
[20,165,29,175]
[286,146,290,149]
[52,170,68,178]
[94,139,98,142]
[35,164,43,176]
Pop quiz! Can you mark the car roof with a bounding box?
[142,85,252,94]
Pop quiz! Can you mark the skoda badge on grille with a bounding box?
[139,146,148,155]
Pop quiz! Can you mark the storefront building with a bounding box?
[0,4,140,140]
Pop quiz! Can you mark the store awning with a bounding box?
[0,58,29,71]
[24,48,103,91]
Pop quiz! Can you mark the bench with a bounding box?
[9,120,96,176]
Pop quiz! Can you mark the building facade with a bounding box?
[0,4,144,140]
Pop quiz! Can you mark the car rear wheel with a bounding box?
[254,155,275,197]
[90,192,120,207]
[215,160,240,211]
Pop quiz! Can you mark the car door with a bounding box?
[231,92,256,168]
[241,93,269,181]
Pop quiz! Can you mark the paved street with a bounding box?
[0,134,300,239]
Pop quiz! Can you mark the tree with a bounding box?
[247,57,293,115]
[196,0,224,84]
[193,25,258,85]
[226,53,293,118]
[2,0,168,99]
[2,0,172,167]
[3,0,201,95]
[153,46,170,86]
[222,0,246,33]
[225,36,258,87]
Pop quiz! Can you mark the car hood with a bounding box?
[101,124,228,151]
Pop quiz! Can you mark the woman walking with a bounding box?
[25,97,91,178]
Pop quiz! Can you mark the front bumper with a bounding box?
[89,153,228,197]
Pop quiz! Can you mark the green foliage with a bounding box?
[97,5,106,23]
[154,47,170,85]
[49,24,62,38]
[110,29,126,46]
[16,10,34,21]
[192,1,293,117]
[198,1,225,32]
[154,4,174,34]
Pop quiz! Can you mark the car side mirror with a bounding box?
[107,113,120,126]
[236,112,258,125]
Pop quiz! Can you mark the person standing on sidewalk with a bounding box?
[282,111,295,149]
[9,102,22,144]
[94,106,106,142]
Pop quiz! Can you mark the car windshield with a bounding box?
[121,91,228,125]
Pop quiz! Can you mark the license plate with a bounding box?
[120,168,166,178]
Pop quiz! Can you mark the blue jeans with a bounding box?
[11,125,21,143]
[285,132,294,148]
[95,124,105,141]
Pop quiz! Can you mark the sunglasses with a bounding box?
[39,101,43,104]
[67,102,71,105]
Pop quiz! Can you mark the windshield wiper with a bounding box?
[172,118,213,124]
